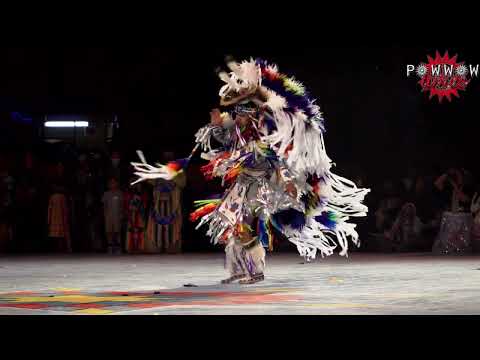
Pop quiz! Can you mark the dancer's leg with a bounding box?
[222,238,248,284]
[239,240,265,284]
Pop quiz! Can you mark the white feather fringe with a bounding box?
[259,106,370,260]
[130,151,177,184]
[218,59,262,98]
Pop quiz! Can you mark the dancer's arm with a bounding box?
[131,110,227,185]
[209,108,234,145]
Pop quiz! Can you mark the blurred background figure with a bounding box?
[102,177,124,254]
[85,181,101,252]
[434,168,473,213]
[0,170,10,252]
[432,168,474,254]
[47,184,72,253]
[72,153,90,252]
[0,168,15,250]
[13,176,36,252]
[145,179,174,253]
[371,180,403,251]
[401,166,417,197]
[471,191,480,252]
[108,151,122,183]
[145,151,186,254]
[170,154,186,254]
[124,179,148,254]
[387,203,423,252]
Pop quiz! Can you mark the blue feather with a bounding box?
[257,218,269,248]
[273,209,306,231]
[261,74,317,118]
[314,211,337,230]
[269,215,283,233]
[173,158,190,169]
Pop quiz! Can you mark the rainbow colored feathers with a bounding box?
[190,199,221,222]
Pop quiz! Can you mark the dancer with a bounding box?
[132,58,370,284]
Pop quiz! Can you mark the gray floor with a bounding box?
[1,252,480,315]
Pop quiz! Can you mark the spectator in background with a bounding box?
[47,184,72,253]
[124,178,148,253]
[13,176,34,252]
[102,177,124,254]
[85,179,103,252]
[401,166,417,197]
[72,154,90,252]
[91,152,106,196]
[0,173,9,252]
[76,154,90,187]
[1,169,15,209]
[371,180,403,251]
[108,151,122,183]
[403,175,434,222]
[432,168,475,254]
[0,220,7,252]
[386,203,424,252]
[169,153,186,254]
[54,162,66,186]
[21,151,45,252]
[471,191,480,251]
[434,168,473,212]
[0,168,15,249]
[144,152,186,254]
[374,180,403,233]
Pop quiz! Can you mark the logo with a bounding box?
[407,51,479,102]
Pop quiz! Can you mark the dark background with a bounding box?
[0,46,477,176]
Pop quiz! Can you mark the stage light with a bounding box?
[44,121,89,128]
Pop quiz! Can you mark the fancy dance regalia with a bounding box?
[131,58,370,284]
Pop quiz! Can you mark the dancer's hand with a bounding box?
[210,109,223,126]
[130,151,176,185]
[285,181,297,199]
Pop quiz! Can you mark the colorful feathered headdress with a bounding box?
[217,57,325,133]
[217,57,329,178]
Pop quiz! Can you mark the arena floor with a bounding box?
[1,252,479,315]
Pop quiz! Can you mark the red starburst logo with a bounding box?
[418,51,470,103]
